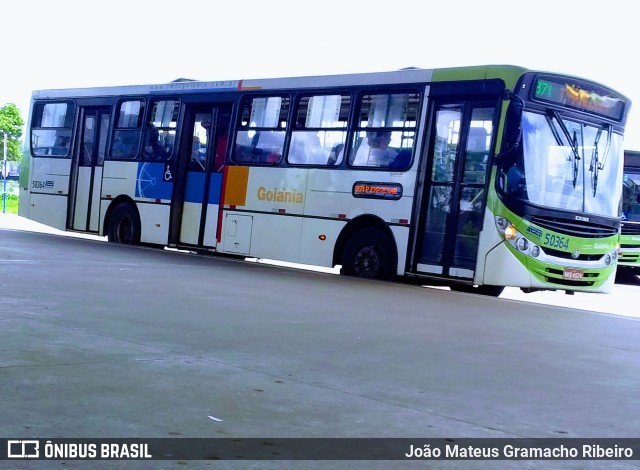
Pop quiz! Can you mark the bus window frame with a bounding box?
[347,88,421,170]
[30,100,76,158]
[232,94,290,166]
[142,97,180,162]
[109,97,146,161]
[287,92,352,167]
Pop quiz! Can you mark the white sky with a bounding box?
[2,0,638,148]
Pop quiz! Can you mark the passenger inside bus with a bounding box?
[351,131,398,166]
[144,128,170,160]
[389,149,411,169]
[111,131,138,159]
[288,131,325,165]
[191,135,205,171]
[51,135,70,156]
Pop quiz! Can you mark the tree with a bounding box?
[0,103,25,163]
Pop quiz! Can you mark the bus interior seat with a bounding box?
[389,149,411,169]
[327,143,344,165]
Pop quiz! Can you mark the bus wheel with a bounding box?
[341,228,396,280]
[107,203,141,245]
[450,284,504,297]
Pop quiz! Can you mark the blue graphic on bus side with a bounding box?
[184,172,223,204]
[135,163,173,200]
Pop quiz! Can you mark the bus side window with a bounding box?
[288,94,350,166]
[51,135,71,156]
[463,126,489,183]
[144,128,171,160]
[349,92,419,169]
[233,95,289,165]
[111,130,139,159]
[110,99,143,159]
[144,99,178,161]
[31,101,75,157]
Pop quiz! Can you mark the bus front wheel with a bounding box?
[341,228,396,281]
[107,203,141,245]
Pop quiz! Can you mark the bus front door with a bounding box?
[177,104,231,248]
[415,102,496,281]
[69,106,111,233]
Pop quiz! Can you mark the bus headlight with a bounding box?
[495,216,510,230]
[516,237,529,251]
[504,225,517,240]
[604,254,612,266]
[495,216,516,239]
[495,216,540,258]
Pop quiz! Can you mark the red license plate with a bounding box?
[563,268,584,280]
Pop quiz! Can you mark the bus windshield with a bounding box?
[502,110,623,218]
[623,171,640,222]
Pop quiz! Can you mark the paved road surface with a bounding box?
[1,214,640,469]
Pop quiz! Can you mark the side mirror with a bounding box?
[502,93,524,153]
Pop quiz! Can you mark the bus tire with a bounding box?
[450,283,504,297]
[341,228,396,281]
[107,203,141,245]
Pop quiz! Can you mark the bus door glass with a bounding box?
[416,102,495,278]
[71,106,110,232]
[179,104,231,247]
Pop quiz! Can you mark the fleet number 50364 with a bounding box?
[544,234,569,250]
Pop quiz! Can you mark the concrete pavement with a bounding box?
[2,215,640,469]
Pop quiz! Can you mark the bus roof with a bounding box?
[31,64,537,100]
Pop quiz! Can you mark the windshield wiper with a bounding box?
[590,129,602,196]
[549,110,581,187]
[589,125,612,197]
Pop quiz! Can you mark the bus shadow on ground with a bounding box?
[615,270,640,285]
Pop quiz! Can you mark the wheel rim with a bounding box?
[117,216,134,244]
[354,245,381,278]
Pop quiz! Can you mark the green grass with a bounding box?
[2,194,18,214]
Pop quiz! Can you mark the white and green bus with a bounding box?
[620,150,640,273]
[19,65,631,296]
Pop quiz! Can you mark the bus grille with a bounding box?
[619,252,640,263]
[541,247,602,261]
[544,268,598,287]
[621,223,640,235]
[528,216,617,238]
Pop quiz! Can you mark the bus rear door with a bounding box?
[69,106,111,233]
[173,103,232,248]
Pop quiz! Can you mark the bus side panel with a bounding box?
[299,218,344,267]
[138,202,170,245]
[25,157,71,231]
[221,167,308,261]
[483,240,534,288]
[27,194,69,231]
[100,161,171,244]
[101,161,136,198]
[250,213,303,262]
[390,225,410,275]
[303,169,415,272]
[18,146,32,218]
[473,207,508,285]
